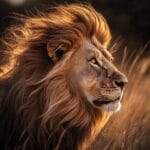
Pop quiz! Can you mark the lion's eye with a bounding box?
[90,58,98,65]
[89,57,102,70]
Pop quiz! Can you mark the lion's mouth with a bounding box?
[93,97,120,106]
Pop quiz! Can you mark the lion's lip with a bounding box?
[93,97,120,106]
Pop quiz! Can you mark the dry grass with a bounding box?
[94,45,150,150]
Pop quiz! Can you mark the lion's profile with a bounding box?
[0,4,127,150]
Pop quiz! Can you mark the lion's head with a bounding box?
[0,4,127,150]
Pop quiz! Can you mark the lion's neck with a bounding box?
[47,127,88,150]
[48,113,109,150]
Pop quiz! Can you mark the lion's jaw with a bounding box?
[83,89,122,112]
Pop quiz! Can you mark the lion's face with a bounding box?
[68,38,128,113]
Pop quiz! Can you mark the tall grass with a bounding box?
[94,45,150,150]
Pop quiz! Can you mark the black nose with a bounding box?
[112,71,128,89]
[114,79,126,89]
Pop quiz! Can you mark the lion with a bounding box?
[0,4,128,150]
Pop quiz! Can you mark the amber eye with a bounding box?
[90,58,97,64]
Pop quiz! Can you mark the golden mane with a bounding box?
[0,4,111,150]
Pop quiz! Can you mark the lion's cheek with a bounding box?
[78,77,99,104]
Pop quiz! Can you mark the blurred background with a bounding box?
[0,0,150,149]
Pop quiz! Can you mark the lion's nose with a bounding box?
[114,79,127,89]
[112,72,128,90]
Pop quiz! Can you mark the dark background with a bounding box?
[0,0,150,55]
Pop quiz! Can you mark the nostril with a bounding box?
[112,71,128,89]
[114,80,125,89]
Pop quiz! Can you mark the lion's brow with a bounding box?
[95,42,113,61]
[92,37,113,61]
[101,48,114,61]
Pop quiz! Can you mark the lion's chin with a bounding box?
[93,100,121,112]
[83,90,122,112]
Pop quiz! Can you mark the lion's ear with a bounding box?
[47,43,67,63]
